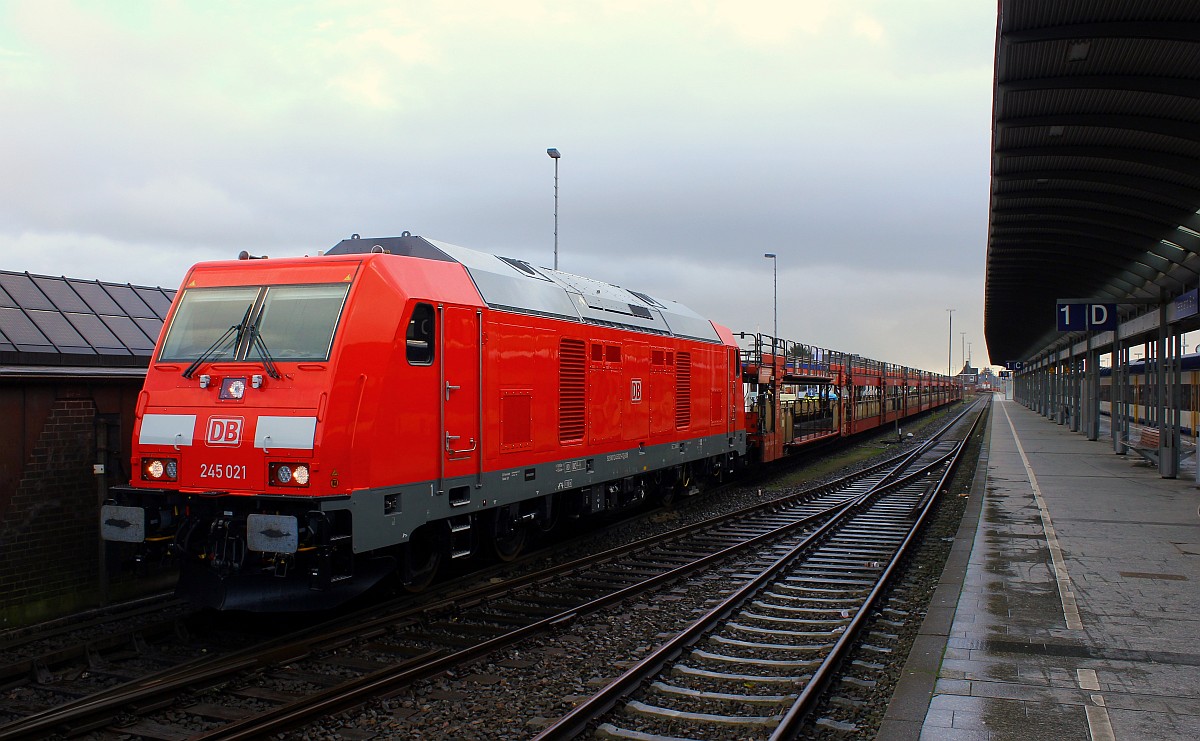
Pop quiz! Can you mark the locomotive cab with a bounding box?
[101,258,369,608]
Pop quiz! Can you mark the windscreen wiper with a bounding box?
[182,305,253,379]
[248,325,282,379]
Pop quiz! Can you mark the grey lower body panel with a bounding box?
[345,431,747,552]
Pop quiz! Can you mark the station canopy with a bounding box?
[0,270,175,373]
[985,0,1200,365]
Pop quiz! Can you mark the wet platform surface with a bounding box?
[881,396,1200,740]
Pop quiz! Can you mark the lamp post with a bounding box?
[764,253,777,357]
[947,308,955,378]
[547,148,561,270]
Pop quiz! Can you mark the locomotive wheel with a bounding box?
[536,493,560,534]
[670,464,694,502]
[711,458,725,484]
[713,454,732,484]
[656,469,681,507]
[401,526,442,592]
[490,504,527,562]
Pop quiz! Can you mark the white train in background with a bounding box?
[1099,354,1200,436]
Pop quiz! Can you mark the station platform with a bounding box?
[880,396,1200,740]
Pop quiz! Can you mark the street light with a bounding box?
[764,253,777,357]
[547,148,561,270]
[947,308,955,378]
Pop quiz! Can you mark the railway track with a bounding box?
[0,402,982,740]
[535,400,986,740]
[0,594,182,690]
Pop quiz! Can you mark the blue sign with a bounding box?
[1088,303,1117,330]
[1005,361,1024,371]
[1057,303,1116,331]
[1057,303,1086,331]
[1175,289,1198,321]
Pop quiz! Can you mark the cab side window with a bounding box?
[406,303,435,365]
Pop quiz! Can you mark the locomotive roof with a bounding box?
[327,234,722,343]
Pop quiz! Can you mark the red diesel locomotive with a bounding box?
[102,233,960,610]
[101,234,749,609]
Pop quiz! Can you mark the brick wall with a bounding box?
[0,397,100,622]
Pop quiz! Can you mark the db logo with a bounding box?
[206,416,244,446]
[630,378,643,403]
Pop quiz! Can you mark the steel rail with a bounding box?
[189,493,866,739]
[0,615,182,687]
[770,398,986,737]
[530,449,963,740]
[532,401,985,740]
[0,593,178,655]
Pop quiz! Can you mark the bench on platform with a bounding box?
[1123,425,1196,465]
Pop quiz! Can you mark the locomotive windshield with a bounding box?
[159,283,351,363]
[159,286,258,362]
[248,284,350,361]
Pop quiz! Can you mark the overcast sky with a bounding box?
[0,0,996,374]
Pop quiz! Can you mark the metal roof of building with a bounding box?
[985,0,1200,364]
[0,270,176,369]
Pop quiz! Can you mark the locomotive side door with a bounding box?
[624,342,650,442]
[440,305,482,491]
[728,347,739,438]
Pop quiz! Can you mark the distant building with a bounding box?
[958,364,1003,393]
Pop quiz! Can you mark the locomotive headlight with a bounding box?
[142,457,178,482]
[219,377,247,400]
[269,462,311,488]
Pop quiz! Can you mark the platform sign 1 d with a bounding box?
[1057,303,1116,332]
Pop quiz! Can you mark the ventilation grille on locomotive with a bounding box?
[559,338,586,442]
[676,351,692,429]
